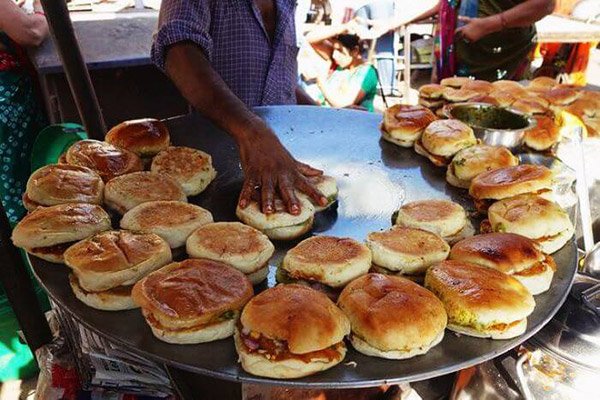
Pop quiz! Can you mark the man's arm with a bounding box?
[165,43,326,214]
[456,0,555,42]
[0,0,48,47]
[365,0,439,38]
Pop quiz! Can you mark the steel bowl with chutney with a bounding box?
[443,102,536,150]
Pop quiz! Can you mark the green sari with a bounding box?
[0,33,46,225]
[455,0,536,81]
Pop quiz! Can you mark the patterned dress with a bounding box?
[0,33,46,225]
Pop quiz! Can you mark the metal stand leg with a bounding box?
[0,202,52,355]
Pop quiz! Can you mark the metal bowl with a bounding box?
[443,102,536,150]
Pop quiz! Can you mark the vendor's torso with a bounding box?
[208,0,298,106]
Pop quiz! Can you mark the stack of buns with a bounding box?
[381,104,436,147]
[105,118,170,164]
[414,119,477,167]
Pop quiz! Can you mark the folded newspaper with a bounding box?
[56,308,173,398]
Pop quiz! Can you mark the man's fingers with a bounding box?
[278,176,301,215]
[296,161,323,177]
[297,176,328,207]
[261,177,275,214]
[238,179,255,209]
[457,16,472,22]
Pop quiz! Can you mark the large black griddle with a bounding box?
[31,106,578,388]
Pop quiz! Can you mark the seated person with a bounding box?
[303,25,378,112]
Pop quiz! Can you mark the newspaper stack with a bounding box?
[56,308,173,398]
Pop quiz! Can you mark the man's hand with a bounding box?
[237,124,327,215]
[455,16,501,42]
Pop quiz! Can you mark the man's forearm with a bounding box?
[500,0,554,28]
[164,42,267,142]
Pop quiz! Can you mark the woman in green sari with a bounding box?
[0,0,48,225]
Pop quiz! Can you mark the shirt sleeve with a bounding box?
[151,0,214,72]
[360,66,378,95]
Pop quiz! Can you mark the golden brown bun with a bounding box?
[512,96,550,115]
[419,119,476,157]
[65,139,143,182]
[447,145,519,188]
[469,94,500,106]
[489,90,519,107]
[366,226,450,275]
[104,171,187,214]
[542,87,581,106]
[64,230,172,291]
[442,87,480,102]
[282,236,371,288]
[133,259,253,330]
[121,201,213,248]
[25,164,104,210]
[440,77,472,88]
[338,274,446,356]
[12,203,111,249]
[151,146,217,196]
[462,80,494,94]
[234,331,347,379]
[382,104,437,144]
[425,260,535,334]
[418,97,445,109]
[69,274,136,311]
[186,222,274,275]
[528,76,557,89]
[105,118,170,158]
[450,232,545,274]
[419,84,444,99]
[394,199,467,238]
[492,80,524,92]
[524,115,561,151]
[469,164,553,201]
[240,284,350,354]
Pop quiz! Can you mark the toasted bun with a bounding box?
[450,232,546,274]
[105,118,170,158]
[366,226,449,275]
[542,87,581,106]
[121,201,213,248]
[469,164,553,201]
[236,197,315,240]
[487,194,574,251]
[524,115,561,151]
[536,227,575,254]
[420,119,476,157]
[418,97,445,109]
[448,318,527,339]
[234,331,346,378]
[104,171,187,214]
[492,80,524,92]
[442,87,480,102]
[69,274,136,311]
[282,236,371,288]
[425,260,535,338]
[240,284,350,354]
[489,90,519,107]
[350,330,443,359]
[151,146,217,196]
[307,175,338,211]
[394,199,467,238]
[462,80,494,94]
[133,259,253,331]
[382,104,437,144]
[419,84,444,99]
[25,164,104,209]
[147,311,237,344]
[447,145,518,189]
[12,203,111,249]
[65,139,143,182]
[511,96,550,115]
[186,222,274,274]
[440,77,472,88]
[529,76,557,89]
[64,230,172,291]
[338,274,446,357]
[246,265,270,285]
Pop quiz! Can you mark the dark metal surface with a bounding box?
[31,106,578,388]
[40,0,106,139]
[0,201,52,353]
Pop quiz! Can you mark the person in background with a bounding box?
[370,0,554,81]
[304,23,378,112]
[0,0,48,225]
